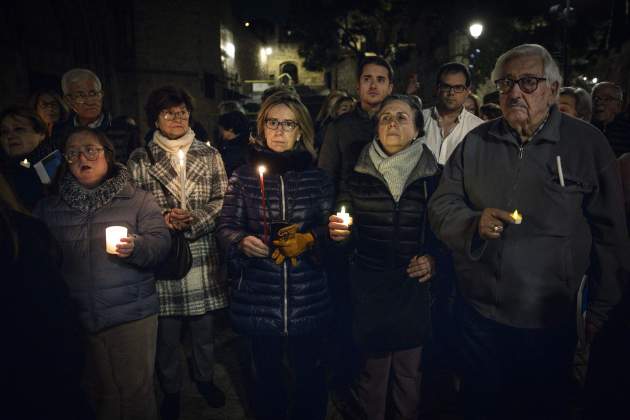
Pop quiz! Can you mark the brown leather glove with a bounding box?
[271,224,315,267]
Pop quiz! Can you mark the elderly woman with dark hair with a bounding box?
[217,93,333,420]
[329,94,444,420]
[34,127,171,420]
[0,106,59,210]
[128,85,229,419]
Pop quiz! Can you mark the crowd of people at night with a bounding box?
[2,42,630,420]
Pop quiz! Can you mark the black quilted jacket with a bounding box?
[337,142,447,351]
[216,146,334,336]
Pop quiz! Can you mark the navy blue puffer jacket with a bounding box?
[216,147,334,336]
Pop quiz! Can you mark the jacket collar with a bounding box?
[488,104,562,145]
[247,145,314,175]
[354,140,439,189]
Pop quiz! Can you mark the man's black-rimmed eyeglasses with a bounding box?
[495,77,547,94]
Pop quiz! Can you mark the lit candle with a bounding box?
[178,148,187,210]
[336,206,353,227]
[19,158,30,168]
[258,165,269,242]
[511,209,523,224]
[106,226,128,254]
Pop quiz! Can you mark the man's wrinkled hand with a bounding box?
[478,208,514,240]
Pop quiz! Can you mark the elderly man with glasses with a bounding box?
[429,44,628,420]
[591,81,630,157]
[52,68,140,163]
[422,62,483,166]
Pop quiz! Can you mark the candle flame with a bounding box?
[20,158,30,168]
[512,210,521,219]
[341,206,346,213]
[258,165,266,176]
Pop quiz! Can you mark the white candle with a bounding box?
[106,226,128,254]
[178,148,187,210]
[336,206,352,227]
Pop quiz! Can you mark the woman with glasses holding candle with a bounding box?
[328,94,445,420]
[34,127,171,420]
[217,93,334,420]
[127,85,229,419]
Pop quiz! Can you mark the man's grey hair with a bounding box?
[61,68,102,95]
[559,86,593,121]
[591,81,623,102]
[491,44,563,97]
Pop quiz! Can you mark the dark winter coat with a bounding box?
[34,165,171,332]
[52,112,141,163]
[429,105,629,329]
[318,105,376,188]
[2,209,93,420]
[337,142,443,351]
[0,138,57,210]
[215,133,250,177]
[216,146,334,336]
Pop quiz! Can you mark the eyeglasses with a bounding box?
[592,95,621,103]
[378,112,412,125]
[495,77,547,94]
[39,100,59,109]
[264,118,298,132]
[438,83,468,94]
[161,110,190,121]
[68,91,104,104]
[65,146,107,163]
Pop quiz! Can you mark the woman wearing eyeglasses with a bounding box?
[328,95,445,420]
[127,85,229,420]
[34,126,171,420]
[217,93,334,420]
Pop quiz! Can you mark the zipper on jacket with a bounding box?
[518,144,525,159]
[87,212,97,329]
[280,175,288,335]
[392,200,401,268]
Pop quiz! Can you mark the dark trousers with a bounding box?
[356,346,423,420]
[83,314,158,420]
[156,312,216,394]
[455,299,576,420]
[250,335,327,420]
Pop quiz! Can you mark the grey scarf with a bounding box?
[60,163,129,212]
[368,137,424,202]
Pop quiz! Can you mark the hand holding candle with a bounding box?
[106,226,128,254]
[329,206,352,242]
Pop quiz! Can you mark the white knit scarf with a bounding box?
[368,137,424,202]
[153,128,195,173]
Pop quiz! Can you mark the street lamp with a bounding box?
[469,23,483,39]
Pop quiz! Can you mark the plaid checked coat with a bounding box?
[128,139,229,316]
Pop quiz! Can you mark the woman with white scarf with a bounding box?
[329,94,444,420]
[128,86,228,420]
